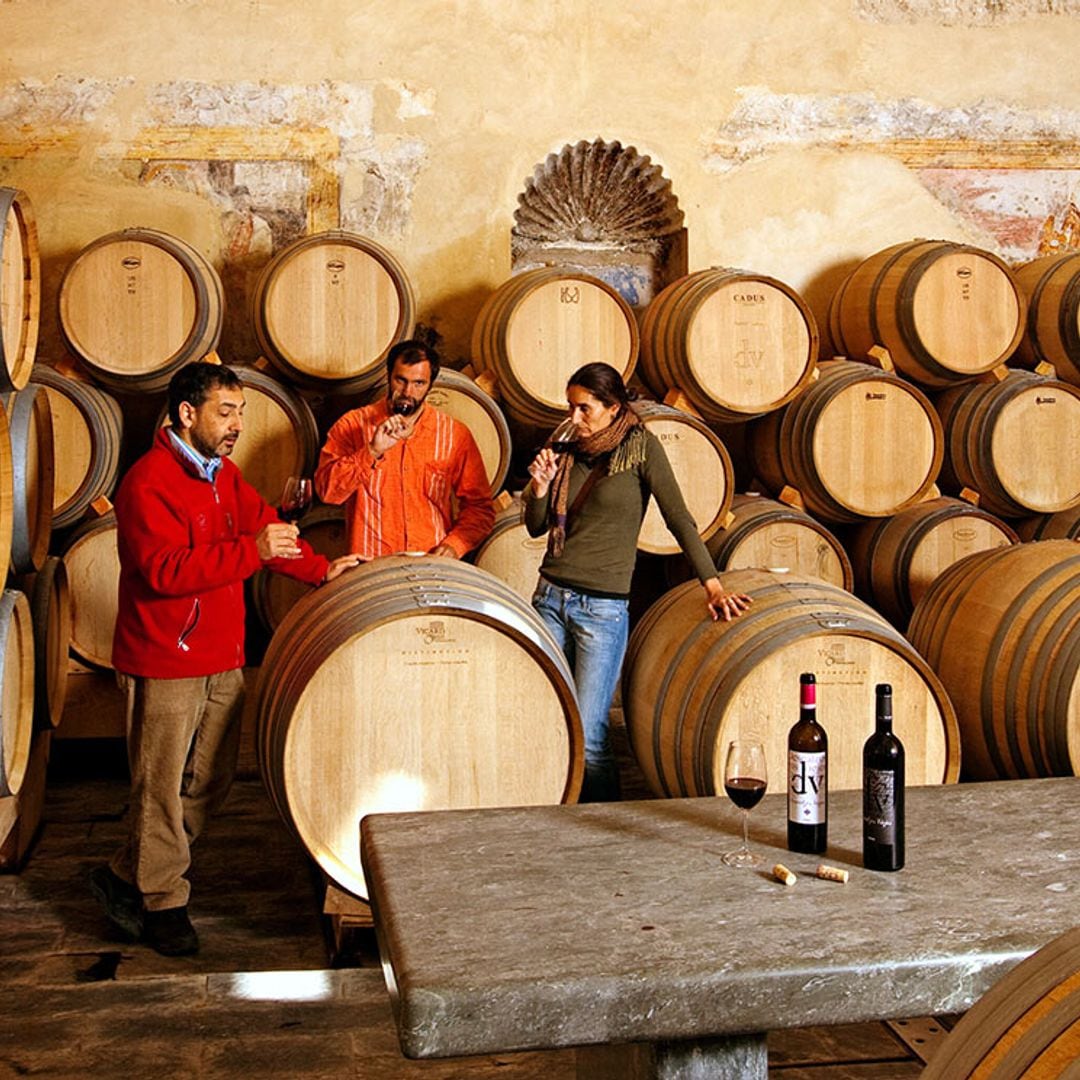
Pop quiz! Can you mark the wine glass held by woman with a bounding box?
[524,362,751,803]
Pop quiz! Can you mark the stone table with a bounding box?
[360,778,1080,1079]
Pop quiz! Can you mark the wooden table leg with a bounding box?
[577,1033,768,1079]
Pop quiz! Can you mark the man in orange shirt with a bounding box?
[315,340,494,560]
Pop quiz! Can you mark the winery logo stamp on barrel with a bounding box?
[559,286,580,304]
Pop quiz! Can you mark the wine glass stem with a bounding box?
[741,809,750,854]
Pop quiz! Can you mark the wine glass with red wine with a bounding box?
[548,416,580,453]
[722,738,768,867]
[279,476,312,524]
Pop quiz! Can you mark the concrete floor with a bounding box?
[0,736,938,1079]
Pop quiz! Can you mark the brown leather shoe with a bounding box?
[89,864,144,940]
[143,906,199,956]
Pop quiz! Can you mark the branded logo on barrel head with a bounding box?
[560,286,580,304]
[956,266,973,279]
[953,527,977,542]
[1036,396,1057,405]
[121,256,141,270]
[326,259,346,273]
[733,294,766,304]
[417,621,453,646]
[865,391,887,400]
[770,535,796,549]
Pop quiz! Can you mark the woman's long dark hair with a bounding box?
[566,362,633,413]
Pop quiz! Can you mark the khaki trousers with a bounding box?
[110,669,245,912]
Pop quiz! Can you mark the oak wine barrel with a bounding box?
[60,513,119,671]
[1012,251,1080,386]
[922,926,1080,1080]
[633,400,734,554]
[907,540,1080,780]
[472,496,548,603]
[0,188,40,392]
[623,568,960,799]
[747,359,943,523]
[251,231,415,394]
[0,405,12,583]
[14,557,70,731]
[58,228,223,391]
[638,268,818,423]
[30,365,122,530]
[3,385,54,574]
[250,504,348,633]
[256,556,583,899]
[0,588,34,797]
[828,239,1024,388]
[847,496,1018,628]
[471,268,638,429]
[935,369,1080,518]
[1014,505,1080,542]
[665,493,853,591]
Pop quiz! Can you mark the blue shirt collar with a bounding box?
[167,427,223,483]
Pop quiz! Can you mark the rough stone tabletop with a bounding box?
[360,777,1080,1059]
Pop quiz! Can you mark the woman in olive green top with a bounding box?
[524,363,751,802]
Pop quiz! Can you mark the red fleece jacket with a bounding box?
[112,428,329,678]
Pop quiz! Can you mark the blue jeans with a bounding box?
[532,578,630,802]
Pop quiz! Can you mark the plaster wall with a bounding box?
[2,0,1080,364]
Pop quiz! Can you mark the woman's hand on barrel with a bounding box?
[703,577,752,622]
[323,554,363,582]
[527,448,559,499]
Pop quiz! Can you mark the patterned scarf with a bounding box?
[547,406,646,557]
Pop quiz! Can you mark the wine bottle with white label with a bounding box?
[787,672,827,854]
[863,683,905,871]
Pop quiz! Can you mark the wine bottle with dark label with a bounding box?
[787,672,827,854]
[863,682,905,871]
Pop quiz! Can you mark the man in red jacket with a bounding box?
[90,361,359,957]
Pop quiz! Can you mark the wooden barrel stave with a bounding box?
[58,229,223,391]
[0,189,40,392]
[829,240,1024,388]
[255,557,583,900]
[1012,251,1080,386]
[4,385,54,574]
[14,556,70,731]
[471,268,638,429]
[748,359,942,522]
[472,497,548,603]
[847,496,1018,628]
[252,231,415,394]
[30,365,123,530]
[907,541,1080,780]
[664,492,853,592]
[632,400,734,553]
[0,588,34,797]
[921,929,1080,1079]
[624,569,960,800]
[60,513,119,671]
[935,370,1080,517]
[639,268,818,423]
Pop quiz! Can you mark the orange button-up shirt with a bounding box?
[315,399,495,561]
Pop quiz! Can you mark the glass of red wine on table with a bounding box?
[722,738,768,868]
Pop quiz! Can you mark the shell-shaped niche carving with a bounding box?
[513,138,684,244]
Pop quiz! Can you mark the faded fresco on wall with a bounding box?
[915,168,1080,260]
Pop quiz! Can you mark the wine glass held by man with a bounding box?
[523,362,752,803]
